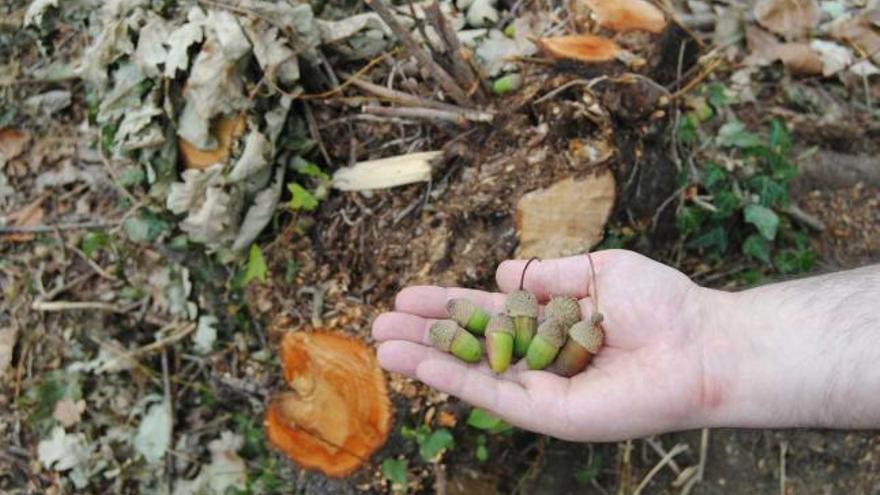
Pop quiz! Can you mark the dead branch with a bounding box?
[362,105,494,125]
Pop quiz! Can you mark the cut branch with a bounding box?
[365,0,470,105]
[362,105,494,125]
[424,2,481,95]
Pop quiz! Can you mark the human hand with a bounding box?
[372,249,716,441]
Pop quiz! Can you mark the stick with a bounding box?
[680,428,709,495]
[779,441,787,495]
[645,437,683,475]
[424,2,480,94]
[633,443,689,495]
[362,105,494,124]
[364,0,470,105]
[345,76,469,113]
[0,220,119,234]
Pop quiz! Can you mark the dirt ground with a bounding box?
[3,0,880,494]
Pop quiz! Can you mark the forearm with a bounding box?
[699,265,880,429]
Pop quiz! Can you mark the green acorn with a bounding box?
[447,298,490,335]
[544,296,581,329]
[429,320,482,363]
[552,313,605,377]
[526,318,568,370]
[485,314,515,374]
[505,290,539,358]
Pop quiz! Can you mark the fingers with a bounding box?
[395,286,507,318]
[372,312,434,345]
[496,252,610,301]
[376,340,526,383]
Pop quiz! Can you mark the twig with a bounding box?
[785,204,825,232]
[424,2,481,95]
[69,245,118,281]
[533,77,606,104]
[364,0,470,105]
[298,286,325,328]
[680,428,709,495]
[633,443,689,495]
[299,52,392,100]
[779,441,788,495]
[345,75,468,112]
[645,437,683,476]
[362,105,494,125]
[0,220,119,234]
[31,300,131,313]
[303,102,332,166]
[671,57,725,100]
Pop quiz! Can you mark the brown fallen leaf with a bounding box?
[178,113,246,170]
[0,128,31,170]
[583,0,667,34]
[515,172,616,259]
[745,25,823,75]
[536,35,621,63]
[53,399,87,427]
[2,195,46,242]
[829,13,880,64]
[754,0,820,38]
[264,331,391,478]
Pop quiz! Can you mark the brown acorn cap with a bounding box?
[568,320,605,354]
[545,297,581,328]
[505,290,538,318]
[536,318,568,348]
[485,314,514,336]
[429,320,460,352]
[447,298,477,323]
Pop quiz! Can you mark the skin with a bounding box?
[372,249,880,442]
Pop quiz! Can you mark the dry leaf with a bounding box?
[264,331,391,477]
[2,195,45,242]
[537,35,621,62]
[754,0,820,37]
[515,172,616,259]
[53,399,86,427]
[745,25,823,75]
[0,327,17,379]
[583,0,667,34]
[810,39,853,76]
[332,151,439,191]
[829,14,880,64]
[0,128,31,170]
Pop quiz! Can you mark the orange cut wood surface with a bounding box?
[178,114,246,170]
[264,331,391,477]
[537,35,621,62]
[584,0,667,34]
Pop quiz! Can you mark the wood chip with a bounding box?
[536,35,621,63]
[515,172,615,259]
[331,151,440,191]
[584,0,667,34]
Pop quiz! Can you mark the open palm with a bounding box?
[372,250,712,441]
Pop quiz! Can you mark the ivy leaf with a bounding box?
[742,233,772,264]
[686,225,728,253]
[711,190,740,220]
[123,210,168,243]
[676,206,706,234]
[774,248,816,274]
[574,454,603,485]
[744,204,779,241]
[81,231,109,257]
[381,458,408,492]
[769,118,791,153]
[747,175,789,208]
[243,244,267,284]
[287,183,318,211]
[466,408,513,434]
[418,428,454,462]
[717,121,763,149]
[702,164,728,192]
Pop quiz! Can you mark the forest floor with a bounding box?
[2,0,880,494]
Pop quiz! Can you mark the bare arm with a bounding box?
[700,264,880,429]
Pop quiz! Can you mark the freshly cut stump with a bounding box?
[515,172,616,259]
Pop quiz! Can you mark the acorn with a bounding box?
[485,314,514,374]
[525,318,568,370]
[447,298,490,335]
[429,320,482,363]
[544,296,581,329]
[505,290,539,358]
[551,313,605,377]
